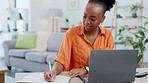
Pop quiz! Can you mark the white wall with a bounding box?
[16,0,30,9]
[30,0,58,32]
[30,0,88,32]
[0,0,8,31]
[60,0,88,27]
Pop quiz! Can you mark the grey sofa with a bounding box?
[3,33,64,72]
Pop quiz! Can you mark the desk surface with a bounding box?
[15,68,148,83]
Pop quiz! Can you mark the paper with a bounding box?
[18,73,70,83]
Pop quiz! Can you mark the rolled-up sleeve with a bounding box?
[54,32,72,71]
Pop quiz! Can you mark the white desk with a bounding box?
[134,68,148,83]
[15,68,148,83]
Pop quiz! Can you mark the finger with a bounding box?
[70,73,75,78]
[69,69,78,76]
[45,73,52,81]
[66,72,69,77]
[44,70,48,74]
[51,73,56,81]
[67,71,76,77]
[70,72,79,78]
[44,70,50,74]
[44,76,50,82]
[67,72,72,77]
[46,77,52,82]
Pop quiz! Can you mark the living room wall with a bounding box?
[0,0,8,31]
[30,0,88,32]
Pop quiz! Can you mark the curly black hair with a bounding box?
[88,0,116,12]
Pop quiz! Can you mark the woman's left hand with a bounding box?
[66,68,87,78]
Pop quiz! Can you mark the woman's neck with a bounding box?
[85,27,99,36]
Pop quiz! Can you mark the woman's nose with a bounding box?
[85,18,90,24]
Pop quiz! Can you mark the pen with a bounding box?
[49,61,52,70]
[48,61,52,78]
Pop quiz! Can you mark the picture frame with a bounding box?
[68,0,79,10]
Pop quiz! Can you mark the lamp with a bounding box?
[48,9,63,32]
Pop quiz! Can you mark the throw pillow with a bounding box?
[35,31,51,51]
[15,34,37,49]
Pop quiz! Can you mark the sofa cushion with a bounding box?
[35,31,51,52]
[15,34,37,49]
[9,49,37,58]
[25,52,57,63]
[47,33,64,52]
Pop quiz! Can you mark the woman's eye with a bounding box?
[83,16,87,18]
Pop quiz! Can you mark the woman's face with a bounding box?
[83,3,105,32]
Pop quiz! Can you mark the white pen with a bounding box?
[48,61,52,78]
[49,61,52,70]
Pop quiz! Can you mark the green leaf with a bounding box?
[145,39,148,44]
[133,45,138,49]
[138,30,145,36]
[142,16,148,21]
[138,41,143,52]
[127,39,134,45]
[135,34,140,38]
[118,37,123,40]
[139,26,145,30]
[141,37,145,40]
[144,22,148,26]
[119,29,122,33]
[137,54,143,63]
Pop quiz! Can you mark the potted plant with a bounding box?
[129,3,144,18]
[6,4,20,20]
[116,16,148,67]
[6,5,16,20]
[65,18,69,28]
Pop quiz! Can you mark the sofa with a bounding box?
[3,33,64,72]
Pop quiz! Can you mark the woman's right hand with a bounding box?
[44,70,57,82]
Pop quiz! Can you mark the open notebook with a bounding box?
[18,73,71,83]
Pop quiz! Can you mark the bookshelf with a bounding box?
[60,27,69,32]
[111,0,144,48]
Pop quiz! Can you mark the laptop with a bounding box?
[79,50,138,83]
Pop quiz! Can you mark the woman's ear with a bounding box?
[101,16,106,23]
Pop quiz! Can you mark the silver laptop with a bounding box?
[79,50,138,83]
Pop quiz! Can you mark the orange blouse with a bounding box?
[54,24,114,71]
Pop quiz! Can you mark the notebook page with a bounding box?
[18,73,70,83]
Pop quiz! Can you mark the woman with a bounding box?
[44,0,115,82]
